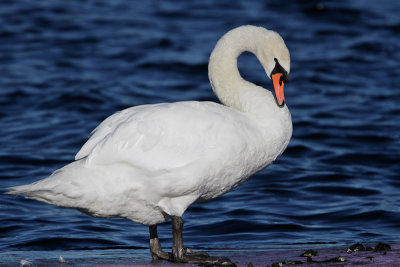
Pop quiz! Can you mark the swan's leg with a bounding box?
[171,216,235,265]
[149,225,171,260]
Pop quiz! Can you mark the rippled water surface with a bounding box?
[1,0,399,264]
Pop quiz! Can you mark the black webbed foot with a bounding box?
[171,217,235,265]
[175,248,234,266]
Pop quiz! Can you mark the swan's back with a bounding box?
[77,101,271,170]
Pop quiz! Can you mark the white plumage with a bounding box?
[7,25,292,262]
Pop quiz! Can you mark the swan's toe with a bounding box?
[151,249,172,261]
[185,247,209,256]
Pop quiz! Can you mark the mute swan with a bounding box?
[7,25,292,264]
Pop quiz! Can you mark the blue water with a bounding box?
[1,0,400,263]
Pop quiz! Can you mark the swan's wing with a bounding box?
[75,101,259,172]
[75,104,158,161]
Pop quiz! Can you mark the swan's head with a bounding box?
[208,25,291,109]
[257,29,290,107]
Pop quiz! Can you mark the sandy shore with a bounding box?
[1,243,398,267]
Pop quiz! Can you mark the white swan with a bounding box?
[7,25,292,264]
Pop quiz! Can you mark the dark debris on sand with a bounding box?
[374,242,391,252]
[198,261,237,267]
[300,249,318,257]
[260,242,394,267]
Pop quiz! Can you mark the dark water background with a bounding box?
[1,0,400,264]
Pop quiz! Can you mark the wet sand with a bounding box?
[2,243,398,267]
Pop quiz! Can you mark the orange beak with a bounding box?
[272,73,285,107]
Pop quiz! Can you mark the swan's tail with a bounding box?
[6,178,60,204]
[6,160,147,220]
[6,183,37,196]
[5,160,87,207]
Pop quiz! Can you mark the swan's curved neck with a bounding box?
[208,26,292,162]
[208,27,272,113]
